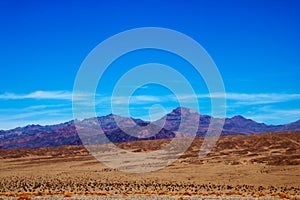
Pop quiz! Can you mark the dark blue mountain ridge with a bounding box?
[0,107,299,149]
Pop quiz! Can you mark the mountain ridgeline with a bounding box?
[0,107,299,149]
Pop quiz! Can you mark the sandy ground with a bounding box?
[0,131,299,199]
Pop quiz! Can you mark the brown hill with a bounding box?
[1,130,299,165]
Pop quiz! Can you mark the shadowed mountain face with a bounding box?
[0,107,299,149]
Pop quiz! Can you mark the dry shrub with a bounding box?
[121,191,128,196]
[225,191,241,196]
[173,192,180,196]
[201,192,209,196]
[3,192,15,197]
[270,192,278,196]
[182,191,192,196]
[144,192,152,196]
[279,193,290,199]
[143,190,153,196]
[63,192,72,197]
[158,191,168,195]
[257,191,266,197]
[32,191,44,196]
[213,191,222,196]
[95,192,109,196]
[75,191,84,195]
[17,193,32,200]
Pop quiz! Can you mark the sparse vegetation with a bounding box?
[0,131,299,199]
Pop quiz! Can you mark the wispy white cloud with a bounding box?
[0,104,73,130]
[0,90,73,100]
[110,95,167,105]
[225,93,300,105]
[4,90,298,105]
[1,90,300,129]
[125,92,300,106]
[0,106,72,121]
[0,104,69,113]
[194,92,300,105]
[241,107,300,125]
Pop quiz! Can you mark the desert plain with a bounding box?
[0,131,299,199]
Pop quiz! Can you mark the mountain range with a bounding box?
[0,107,299,149]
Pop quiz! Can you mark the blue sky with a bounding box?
[0,0,300,129]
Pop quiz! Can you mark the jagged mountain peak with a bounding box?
[171,106,199,115]
[0,107,300,149]
[231,115,247,120]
